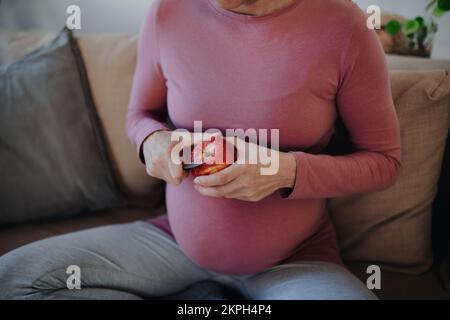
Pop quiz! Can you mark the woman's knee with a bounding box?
[0,234,87,299]
[0,222,209,299]
[0,250,143,300]
[0,246,48,299]
[243,261,378,300]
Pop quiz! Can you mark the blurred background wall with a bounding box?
[0,0,449,58]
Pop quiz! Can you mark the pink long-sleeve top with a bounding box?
[126,0,401,275]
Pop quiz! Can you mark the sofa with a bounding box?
[1,29,450,300]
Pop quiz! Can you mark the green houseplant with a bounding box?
[385,0,450,57]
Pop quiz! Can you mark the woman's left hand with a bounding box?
[193,137,297,202]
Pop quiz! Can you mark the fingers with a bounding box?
[144,149,184,185]
[167,161,184,185]
[193,163,244,187]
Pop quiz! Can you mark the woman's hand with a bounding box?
[142,130,220,185]
[142,130,186,185]
[193,137,297,202]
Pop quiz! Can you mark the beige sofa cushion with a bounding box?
[77,34,164,207]
[1,29,164,207]
[329,70,450,274]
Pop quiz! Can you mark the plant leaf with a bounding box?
[403,19,420,34]
[438,0,450,11]
[433,6,445,17]
[385,20,402,35]
[415,16,425,27]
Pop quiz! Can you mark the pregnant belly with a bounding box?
[166,176,327,275]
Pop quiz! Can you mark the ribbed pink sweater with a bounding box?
[126,0,401,275]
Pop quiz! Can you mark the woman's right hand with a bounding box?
[142,130,186,185]
[142,130,220,185]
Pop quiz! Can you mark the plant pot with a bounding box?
[400,23,436,58]
[377,12,438,59]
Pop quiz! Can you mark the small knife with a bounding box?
[182,162,203,170]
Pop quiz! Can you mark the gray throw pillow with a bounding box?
[0,28,124,225]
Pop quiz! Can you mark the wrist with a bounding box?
[144,130,170,148]
[278,152,297,189]
[140,130,170,164]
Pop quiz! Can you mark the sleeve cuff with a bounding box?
[280,151,307,200]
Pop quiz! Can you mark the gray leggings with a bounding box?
[0,221,376,300]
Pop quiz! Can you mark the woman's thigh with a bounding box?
[240,261,377,300]
[0,221,210,299]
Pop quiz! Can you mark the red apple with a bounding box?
[189,137,237,177]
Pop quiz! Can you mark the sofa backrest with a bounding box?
[77,34,164,208]
[386,55,450,71]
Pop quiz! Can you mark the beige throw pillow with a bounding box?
[77,34,164,208]
[329,70,450,275]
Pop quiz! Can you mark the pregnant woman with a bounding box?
[0,0,400,300]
